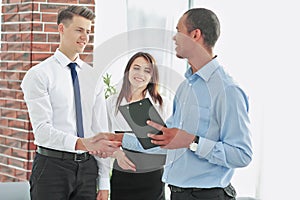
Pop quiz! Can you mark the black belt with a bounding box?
[169,184,229,193]
[37,146,90,162]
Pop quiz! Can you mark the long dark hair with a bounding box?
[115,52,163,113]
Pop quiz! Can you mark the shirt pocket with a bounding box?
[182,105,210,135]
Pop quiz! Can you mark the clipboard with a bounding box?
[118,98,165,149]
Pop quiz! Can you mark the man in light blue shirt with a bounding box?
[145,8,252,200]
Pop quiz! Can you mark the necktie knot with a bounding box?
[68,62,77,70]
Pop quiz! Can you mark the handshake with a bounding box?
[79,133,124,158]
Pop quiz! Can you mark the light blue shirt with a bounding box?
[123,58,252,188]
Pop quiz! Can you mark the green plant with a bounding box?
[103,73,117,99]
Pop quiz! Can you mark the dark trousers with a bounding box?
[30,153,98,200]
[169,184,236,200]
[111,168,165,200]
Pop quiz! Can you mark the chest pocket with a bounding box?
[182,105,210,136]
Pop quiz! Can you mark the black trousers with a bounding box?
[30,153,98,200]
[170,184,236,200]
[110,168,165,200]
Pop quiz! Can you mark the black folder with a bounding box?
[118,98,166,149]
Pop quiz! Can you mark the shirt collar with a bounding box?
[185,57,220,82]
[54,49,84,69]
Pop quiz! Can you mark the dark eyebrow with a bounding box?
[76,26,91,32]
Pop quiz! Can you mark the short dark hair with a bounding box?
[57,5,95,25]
[184,8,220,48]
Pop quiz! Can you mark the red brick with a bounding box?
[42,13,58,23]
[1,43,8,51]
[1,33,6,41]
[14,52,30,62]
[4,0,22,3]
[8,120,26,130]
[1,109,17,118]
[20,23,32,32]
[4,71,20,80]
[0,155,8,165]
[16,91,24,100]
[0,127,12,136]
[16,111,29,121]
[32,33,47,42]
[21,33,31,42]
[48,33,59,42]
[7,81,21,90]
[21,101,27,110]
[51,43,59,51]
[19,72,26,81]
[5,138,22,148]
[15,168,29,180]
[2,23,20,32]
[0,80,8,89]
[7,63,23,71]
[28,132,35,141]
[2,4,18,13]
[40,4,65,13]
[3,13,19,22]
[32,53,53,61]
[48,0,78,3]
[29,142,36,150]
[8,157,25,168]
[1,52,14,61]
[0,99,6,106]
[79,0,95,4]
[11,149,29,160]
[84,44,93,52]
[32,23,43,31]
[4,99,21,109]
[18,3,33,12]
[0,174,17,182]
[44,23,58,32]
[23,63,33,71]
[7,43,23,51]
[0,146,12,156]
[0,117,9,127]
[32,43,51,52]
[10,129,30,140]
[19,13,32,22]
[0,62,8,70]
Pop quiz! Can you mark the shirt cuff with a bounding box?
[98,177,110,190]
[122,133,140,150]
[63,134,79,152]
[197,137,216,158]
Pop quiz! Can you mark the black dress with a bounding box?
[110,149,166,200]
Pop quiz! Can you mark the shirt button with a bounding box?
[189,83,192,86]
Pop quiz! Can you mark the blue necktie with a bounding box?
[68,63,84,138]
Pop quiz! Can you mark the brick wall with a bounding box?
[0,0,95,182]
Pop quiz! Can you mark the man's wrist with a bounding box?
[75,138,87,151]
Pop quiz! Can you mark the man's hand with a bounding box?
[91,132,124,143]
[147,120,195,149]
[112,149,136,172]
[97,190,109,200]
[77,133,122,158]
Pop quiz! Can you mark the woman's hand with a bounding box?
[113,149,136,172]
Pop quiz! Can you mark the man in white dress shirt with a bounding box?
[21,5,120,200]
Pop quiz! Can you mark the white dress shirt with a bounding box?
[21,49,110,190]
